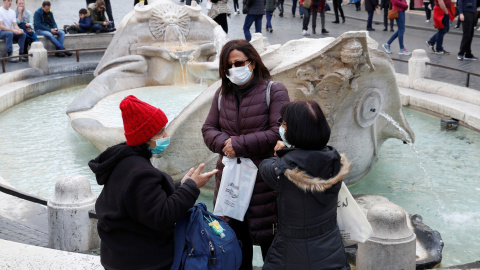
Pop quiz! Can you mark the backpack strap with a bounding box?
[218,81,275,111]
[170,207,192,270]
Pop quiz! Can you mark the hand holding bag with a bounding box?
[337,182,373,246]
[388,2,398,20]
[213,157,258,221]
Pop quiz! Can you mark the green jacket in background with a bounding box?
[88,3,107,25]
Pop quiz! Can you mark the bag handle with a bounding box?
[218,81,274,111]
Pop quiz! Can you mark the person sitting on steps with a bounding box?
[64,8,91,34]
[0,0,27,63]
[88,0,115,33]
[33,1,73,57]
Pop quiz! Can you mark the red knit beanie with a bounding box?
[120,95,168,146]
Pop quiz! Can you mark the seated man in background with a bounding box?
[33,0,72,57]
[88,0,115,33]
[0,0,27,63]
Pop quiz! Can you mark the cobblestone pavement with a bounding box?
[0,212,48,247]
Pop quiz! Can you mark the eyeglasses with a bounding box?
[99,6,105,9]
[276,117,286,127]
[228,59,250,68]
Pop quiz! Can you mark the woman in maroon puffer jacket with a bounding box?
[202,39,290,270]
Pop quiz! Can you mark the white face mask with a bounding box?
[226,63,253,86]
[279,125,291,148]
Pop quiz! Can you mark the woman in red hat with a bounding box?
[89,95,218,270]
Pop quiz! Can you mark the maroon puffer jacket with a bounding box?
[202,79,290,245]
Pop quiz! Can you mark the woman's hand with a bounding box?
[274,140,286,157]
[222,138,236,158]
[183,163,218,188]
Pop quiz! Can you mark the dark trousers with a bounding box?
[383,7,394,29]
[229,218,272,270]
[428,14,450,52]
[104,0,114,27]
[302,6,312,30]
[277,0,284,14]
[459,12,475,56]
[243,14,263,41]
[214,13,229,33]
[233,0,239,11]
[367,10,374,28]
[312,10,326,30]
[424,2,432,20]
[133,0,148,5]
[355,1,361,10]
[332,0,345,21]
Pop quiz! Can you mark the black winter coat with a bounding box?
[365,0,379,11]
[89,143,200,270]
[259,147,351,270]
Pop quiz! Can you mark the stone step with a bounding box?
[400,86,480,131]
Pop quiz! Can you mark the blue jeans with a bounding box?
[387,11,406,49]
[0,30,26,54]
[92,23,114,32]
[266,11,273,29]
[292,0,303,15]
[367,10,374,29]
[428,14,449,52]
[243,14,263,41]
[35,29,65,50]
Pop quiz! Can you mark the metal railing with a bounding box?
[0,181,98,219]
[391,57,480,88]
[0,47,107,73]
[0,182,47,206]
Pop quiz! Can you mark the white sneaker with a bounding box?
[302,30,310,36]
[426,19,429,22]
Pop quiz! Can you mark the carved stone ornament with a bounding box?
[149,3,190,40]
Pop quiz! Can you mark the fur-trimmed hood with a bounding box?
[285,153,351,193]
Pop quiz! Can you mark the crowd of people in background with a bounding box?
[1,0,478,62]
[0,0,116,62]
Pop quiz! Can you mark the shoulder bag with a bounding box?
[388,2,398,20]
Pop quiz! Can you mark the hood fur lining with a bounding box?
[284,153,351,193]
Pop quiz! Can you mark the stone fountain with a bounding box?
[66,0,414,187]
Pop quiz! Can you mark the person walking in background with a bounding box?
[277,0,285,16]
[300,0,312,35]
[265,0,277,32]
[365,0,379,30]
[64,8,92,34]
[354,0,361,10]
[208,0,231,33]
[457,0,478,59]
[332,0,345,23]
[90,95,218,270]
[15,0,38,55]
[423,0,434,21]
[0,0,26,62]
[259,101,351,270]
[242,0,264,41]
[292,0,304,17]
[381,0,395,30]
[233,0,240,14]
[382,0,412,55]
[202,39,290,270]
[34,1,73,57]
[312,0,329,34]
[425,0,454,54]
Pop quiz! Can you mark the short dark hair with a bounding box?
[79,8,88,15]
[42,1,51,7]
[281,101,331,150]
[218,39,271,95]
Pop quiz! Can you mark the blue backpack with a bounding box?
[171,202,242,270]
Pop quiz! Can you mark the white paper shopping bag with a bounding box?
[213,157,257,221]
[337,182,374,246]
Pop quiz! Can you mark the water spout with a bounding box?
[164,24,187,47]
